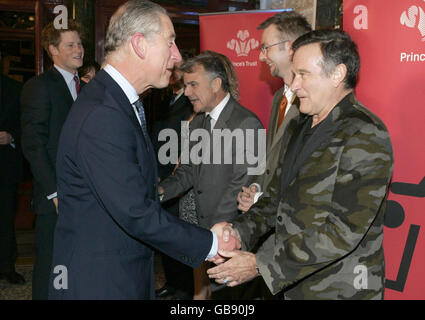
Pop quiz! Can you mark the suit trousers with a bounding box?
[32,213,57,300]
[0,184,18,273]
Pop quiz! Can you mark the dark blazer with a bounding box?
[160,96,264,228]
[0,75,23,186]
[150,93,193,181]
[49,70,212,299]
[20,67,75,215]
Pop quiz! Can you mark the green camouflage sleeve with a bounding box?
[232,161,283,251]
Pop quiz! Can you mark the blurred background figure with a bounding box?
[0,50,25,285]
[78,60,100,84]
[20,20,84,300]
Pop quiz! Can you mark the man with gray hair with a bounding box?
[159,52,263,299]
[49,0,239,300]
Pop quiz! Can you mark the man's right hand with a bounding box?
[210,222,242,264]
[237,185,258,212]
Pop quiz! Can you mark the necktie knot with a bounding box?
[134,99,143,112]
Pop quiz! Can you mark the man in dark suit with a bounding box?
[48,0,238,300]
[0,54,25,284]
[20,20,84,299]
[159,52,264,299]
[150,52,196,299]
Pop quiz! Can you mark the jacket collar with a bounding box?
[280,92,354,192]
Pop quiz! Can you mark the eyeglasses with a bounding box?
[260,40,289,54]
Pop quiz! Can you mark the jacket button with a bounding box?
[197,190,202,194]
[277,216,283,223]
[266,169,270,175]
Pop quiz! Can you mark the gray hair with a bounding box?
[104,0,167,57]
[180,52,232,95]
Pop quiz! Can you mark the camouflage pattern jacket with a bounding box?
[232,93,394,300]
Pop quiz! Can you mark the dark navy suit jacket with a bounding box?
[49,70,212,299]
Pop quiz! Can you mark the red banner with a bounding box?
[344,0,425,299]
[199,10,288,129]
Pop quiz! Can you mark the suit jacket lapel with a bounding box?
[267,87,284,150]
[281,95,350,192]
[189,113,205,178]
[269,95,300,152]
[212,96,234,131]
[196,97,235,176]
[95,70,151,151]
[48,68,74,107]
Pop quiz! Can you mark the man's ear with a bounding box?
[285,40,294,59]
[332,63,347,87]
[211,77,222,93]
[130,32,147,59]
[49,44,59,57]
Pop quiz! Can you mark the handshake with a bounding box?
[209,222,241,264]
[208,184,260,264]
[207,222,260,287]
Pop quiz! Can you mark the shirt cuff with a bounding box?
[10,136,16,149]
[253,192,263,204]
[250,182,262,193]
[206,232,218,260]
[47,192,57,200]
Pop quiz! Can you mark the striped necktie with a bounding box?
[73,75,80,95]
[133,99,149,149]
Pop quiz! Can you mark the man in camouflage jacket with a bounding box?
[207,30,394,300]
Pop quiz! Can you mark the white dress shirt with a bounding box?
[206,93,230,131]
[54,65,80,101]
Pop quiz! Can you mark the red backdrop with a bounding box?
[199,10,288,129]
[344,0,425,299]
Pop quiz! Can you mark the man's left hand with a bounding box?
[207,250,259,287]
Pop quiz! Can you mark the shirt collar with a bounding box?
[54,64,77,85]
[207,93,230,121]
[173,88,184,102]
[103,64,140,105]
[283,84,295,102]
